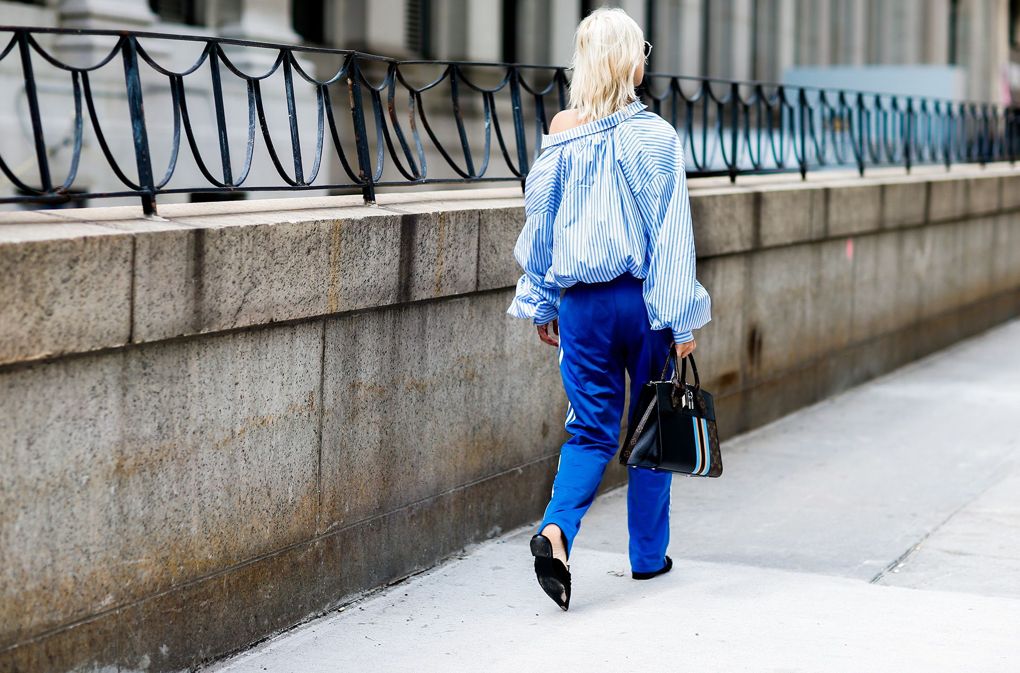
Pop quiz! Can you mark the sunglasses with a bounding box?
[643,41,653,59]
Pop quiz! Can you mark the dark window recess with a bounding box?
[1010,0,1020,47]
[501,0,517,62]
[293,0,326,45]
[7,0,47,5]
[149,0,201,26]
[406,0,432,57]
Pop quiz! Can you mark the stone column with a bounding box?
[729,0,754,80]
[774,0,795,78]
[56,0,156,67]
[550,0,580,67]
[922,0,950,65]
[466,0,501,62]
[219,0,300,44]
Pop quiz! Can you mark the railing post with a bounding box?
[121,35,157,215]
[348,55,376,204]
[509,67,530,179]
[855,93,865,177]
[728,81,739,183]
[904,97,913,174]
[797,88,808,180]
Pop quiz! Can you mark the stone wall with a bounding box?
[2,166,1019,672]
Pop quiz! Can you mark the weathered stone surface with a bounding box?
[850,231,921,342]
[1000,174,1020,210]
[965,176,1001,217]
[992,212,1020,293]
[928,176,967,222]
[757,185,827,248]
[826,182,882,236]
[881,180,928,228]
[695,255,747,397]
[477,206,525,291]
[318,290,566,532]
[2,169,1019,673]
[0,324,322,646]
[0,454,558,673]
[744,239,853,381]
[0,229,133,365]
[690,189,757,256]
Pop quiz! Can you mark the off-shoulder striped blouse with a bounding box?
[506,100,711,344]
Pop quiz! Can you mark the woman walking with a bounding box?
[507,7,711,610]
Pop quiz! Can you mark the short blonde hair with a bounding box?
[568,7,644,123]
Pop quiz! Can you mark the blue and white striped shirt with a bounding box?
[506,100,711,344]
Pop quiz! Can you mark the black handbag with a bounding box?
[619,350,723,477]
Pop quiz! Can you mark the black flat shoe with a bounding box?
[632,555,673,580]
[530,533,571,611]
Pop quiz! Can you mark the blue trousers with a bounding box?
[538,273,675,573]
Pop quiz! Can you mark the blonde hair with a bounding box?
[568,7,644,123]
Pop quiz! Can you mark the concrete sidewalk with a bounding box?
[208,319,1020,673]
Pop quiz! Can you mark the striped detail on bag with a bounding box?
[690,416,712,476]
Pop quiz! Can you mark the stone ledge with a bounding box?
[2,166,1018,367]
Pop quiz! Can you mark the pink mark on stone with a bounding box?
[845,237,854,260]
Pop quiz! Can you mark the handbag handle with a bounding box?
[657,346,701,390]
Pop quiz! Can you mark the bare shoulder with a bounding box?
[549,109,581,134]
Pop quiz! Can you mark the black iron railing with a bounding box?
[1,27,1018,214]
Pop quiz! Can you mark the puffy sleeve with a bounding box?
[506,148,563,325]
[630,134,711,344]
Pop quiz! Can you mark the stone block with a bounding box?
[318,290,567,532]
[826,182,882,236]
[0,454,557,673]
[744,239,853,381]
[965,176,1001,217]
[991,212,1020,293]
[694,255,747,397]
[690,190,757,256]
[1000,174,1020,211]
[849,231,922,343]
[928,177,967,222]
[757,185,826,248]
[881,180,928,228]
[0,324,323,645]
[0,229,132,365]
[476,206,524,291]
[133,207,482,342]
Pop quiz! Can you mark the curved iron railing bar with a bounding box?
[252,78,300,186]
[134,38,211,77]
[413,66,483,179]
[152,74,181,189]
[357,67,391,185]
[80,71,142,191]
[379,65,427,181]
[24,31,122,73]
[487,90,524,178]
[320,83,365,184]
[448,66,478,178]
[175,75,243,188]
[0,32,18,61]
[215,46,284,81]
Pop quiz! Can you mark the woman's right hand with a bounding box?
[537,319,559,347]
[674,339,696,359]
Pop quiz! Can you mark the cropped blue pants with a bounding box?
[538,273,675,573]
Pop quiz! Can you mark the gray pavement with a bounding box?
[208,319,1020,673]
